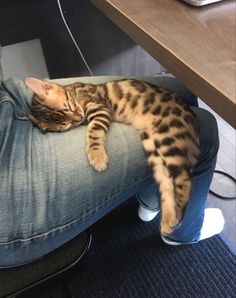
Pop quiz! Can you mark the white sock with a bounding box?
[138,205,159,221]
[199,208,225,240]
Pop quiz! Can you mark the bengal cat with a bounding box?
[25,77,200,235]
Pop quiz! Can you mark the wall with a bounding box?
[1,39,49,80]
[0,0,165,79]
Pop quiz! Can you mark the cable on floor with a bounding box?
[210,170,236,200]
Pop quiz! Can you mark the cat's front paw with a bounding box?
[87,147,109,172]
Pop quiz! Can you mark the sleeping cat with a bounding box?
[25,77,200,235]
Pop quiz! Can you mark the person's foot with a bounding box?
[138,205,159,221]
[161,208,224,245]
[199,208,224,241]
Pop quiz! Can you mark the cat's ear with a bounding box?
[25,77,52,97]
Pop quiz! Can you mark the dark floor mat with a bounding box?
[31,199,236,298]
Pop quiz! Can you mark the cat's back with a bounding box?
[64,81,99,94]
[105,79,160,97]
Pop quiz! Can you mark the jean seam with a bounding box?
[0,96,28,120]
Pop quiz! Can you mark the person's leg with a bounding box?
[138,107,223,244]
[162,108,223,244]
[0,76,218,268]
[0,78,154,267]
[0,121,153,268]
[137,182,160,221]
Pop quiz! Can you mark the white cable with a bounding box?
[56,0,94,76]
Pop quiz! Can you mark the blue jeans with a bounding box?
[0,76,219,268]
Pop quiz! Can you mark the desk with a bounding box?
[91,0,236,128]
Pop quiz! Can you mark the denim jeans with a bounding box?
[0,76,218,268]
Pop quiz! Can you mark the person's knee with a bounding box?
[199,108,218,134]
[193,107,219,158]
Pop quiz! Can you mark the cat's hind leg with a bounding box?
[152,159,179,235]
[170,166,193,223]
[144,142,178,235]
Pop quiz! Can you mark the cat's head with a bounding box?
[25,77,84,133]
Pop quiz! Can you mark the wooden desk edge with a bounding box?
[91,0,236,129]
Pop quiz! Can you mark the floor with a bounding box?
[198,99,236,253]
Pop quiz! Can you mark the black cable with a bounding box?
[209,170,236,200]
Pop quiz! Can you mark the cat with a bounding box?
[25,77,200,235]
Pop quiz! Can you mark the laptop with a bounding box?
[181,0,223,6]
